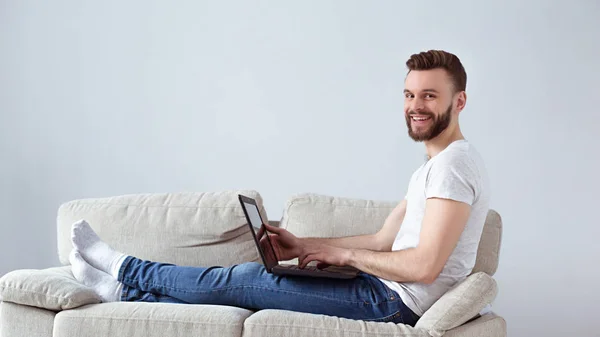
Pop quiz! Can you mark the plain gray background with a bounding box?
[1,1,599,336]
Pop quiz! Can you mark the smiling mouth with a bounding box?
[411,116,432,122]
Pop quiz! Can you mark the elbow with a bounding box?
[417,263,442,284]
[379,242,393,252]
[373,234,393,252]
[412,250,444,284]
[419,270,439,284]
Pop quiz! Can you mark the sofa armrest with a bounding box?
[415,272,498,337]
[443,313,507,337]
[0,266,101,311]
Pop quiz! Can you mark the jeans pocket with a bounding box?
[384,286,399,301]
[367,310,403,323]
[366,305,420,326]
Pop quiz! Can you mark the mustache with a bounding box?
[407,111,435,117]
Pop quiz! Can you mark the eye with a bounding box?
[424,94,436,99]
[404,93,414,99]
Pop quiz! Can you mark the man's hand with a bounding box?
[262,224,303,261]
[297,243,352,269]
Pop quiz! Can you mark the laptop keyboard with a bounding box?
[279,264,323,272]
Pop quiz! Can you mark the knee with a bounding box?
[233,262,266,278]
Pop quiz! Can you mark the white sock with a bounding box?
[70,250,123,303]
[71,219,128,278]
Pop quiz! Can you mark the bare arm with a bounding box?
[300,199,407,251]
[298,198,471,284]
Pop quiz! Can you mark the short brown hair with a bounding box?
[406,50,467,93]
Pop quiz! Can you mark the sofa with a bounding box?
[0,190,506,337]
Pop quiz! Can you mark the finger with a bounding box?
[264,223,283,234]
[299,255,310,269]
[298,253,308,268]
[256,225,265,236]
[316,262,330,269]
[299,252,316,269]
[300,254,318,269]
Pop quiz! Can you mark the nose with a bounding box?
[410,97,425,113]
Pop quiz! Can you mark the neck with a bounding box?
[424,125,465,159]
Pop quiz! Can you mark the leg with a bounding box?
[71,220,127,278]
[70,222,186,305]
[69,250,122,303]
[71,249,188,304]
[71,220,419,325]
[119,257,420,325]
[121,285,189,304]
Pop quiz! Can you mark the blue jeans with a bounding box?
[118,256,420,326]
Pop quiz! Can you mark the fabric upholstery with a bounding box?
[0,191,505,337]
[53,302,253,337]
[0,301,55,337]
[0,266,100,311]
[56,190,268,267]
[280,193,396,238]
[243,309,429,337]
[471,210,502,276]
[443,314,507,337]
[415,272,498,336]
[281,193,502,276]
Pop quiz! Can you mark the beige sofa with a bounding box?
[0,190,506,337]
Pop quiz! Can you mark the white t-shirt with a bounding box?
[379,140,491,316]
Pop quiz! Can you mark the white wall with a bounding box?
[1,1,598,335]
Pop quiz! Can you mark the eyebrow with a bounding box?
[404,89,440,93]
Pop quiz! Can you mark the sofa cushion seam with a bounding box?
[445,314,503,332]
[0,284,91,302]
[58,314,247,326]
[244,322,422,335]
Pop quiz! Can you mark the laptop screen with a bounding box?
[242,200,279,268]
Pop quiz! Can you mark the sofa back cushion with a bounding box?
[280,193,395,238]
[471,210,502,276]
[57,190,268,267]
[280,193,502,276]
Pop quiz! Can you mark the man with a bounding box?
[69,50,490,327]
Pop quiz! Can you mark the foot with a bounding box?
[71,219,127,278]
[70,250,122,303]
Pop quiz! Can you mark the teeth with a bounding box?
[412,116,430,121]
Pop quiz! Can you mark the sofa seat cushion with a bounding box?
[53,302,254,337]
[1,301,56,337]
[0,266,100,311]
[443,313,507,337]
[243,309,430,337]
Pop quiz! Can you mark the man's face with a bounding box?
[403,68,456,142]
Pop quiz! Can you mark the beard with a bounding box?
[405,104,452,142]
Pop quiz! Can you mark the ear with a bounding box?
[455,91,467,113]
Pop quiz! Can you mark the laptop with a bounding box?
[238,194,360,279]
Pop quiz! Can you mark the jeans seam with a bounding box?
[121,277,388,306]
[120,285,129,301]
[118,256,134,282]
[366,310,402,323]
